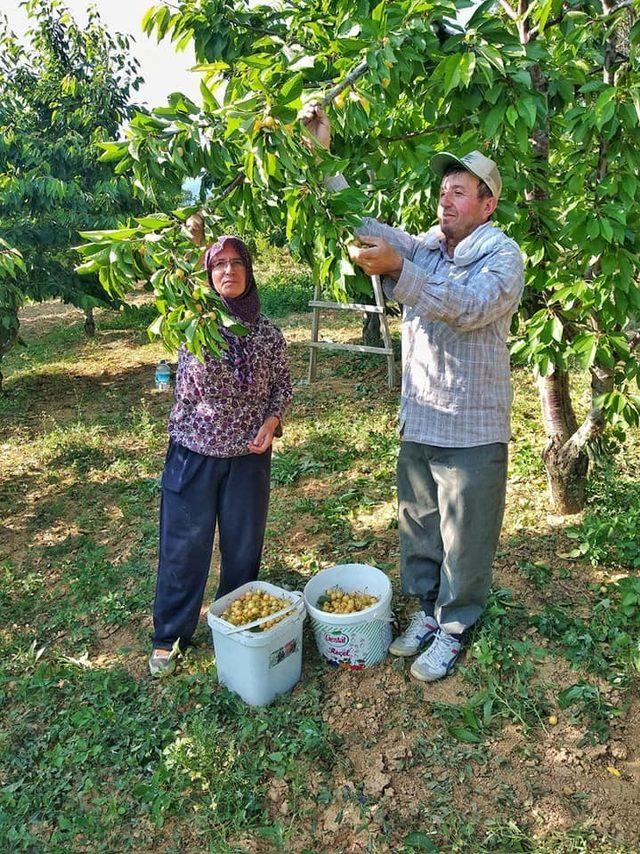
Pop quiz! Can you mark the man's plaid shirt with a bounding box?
[377,220,523,447]
[326,178,525,447]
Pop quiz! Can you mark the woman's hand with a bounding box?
[185,212,205,246]
[248,415,280,454]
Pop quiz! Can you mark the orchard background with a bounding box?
[1,0,640,850]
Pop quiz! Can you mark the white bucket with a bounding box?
[207,581,305,707]
[303,564,392,670]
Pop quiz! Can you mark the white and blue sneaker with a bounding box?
[410,629,462,681]
[389,610,438,657]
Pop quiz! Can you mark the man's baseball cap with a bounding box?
[430,150,502,200]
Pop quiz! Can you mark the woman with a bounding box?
[149,235,293,676]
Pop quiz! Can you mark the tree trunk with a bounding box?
[537,370,589,513]
[515,7,584,508]
[0,307,20,394]
[541,438,589,514]
[362,311,382,348]
[84,306,96,337]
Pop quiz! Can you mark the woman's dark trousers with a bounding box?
[152,441,272,650]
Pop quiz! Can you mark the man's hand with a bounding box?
[348,236,403,280]
[299,103,331,151]
[248,415,280,454]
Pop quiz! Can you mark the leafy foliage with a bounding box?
[77,0,640,441]
[0,0,148,359]
[0,238,24,359]
[533,575,640,680]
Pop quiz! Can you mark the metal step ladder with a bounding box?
[307,274,396,389]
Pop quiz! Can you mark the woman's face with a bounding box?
[209,245,247,299]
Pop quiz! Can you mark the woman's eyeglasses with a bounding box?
[210,258,245,273]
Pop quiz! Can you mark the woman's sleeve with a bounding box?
[174,345,201,403]
[266,329,293,421]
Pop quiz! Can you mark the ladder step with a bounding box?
[309,341,394,356]
[308,300,383,314]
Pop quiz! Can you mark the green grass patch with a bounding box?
[260,271,312,317]
[0,300,638,851]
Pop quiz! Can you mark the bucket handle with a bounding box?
[214,591,305,635]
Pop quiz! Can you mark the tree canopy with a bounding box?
[0,0,146,364]
[78,0,640,510]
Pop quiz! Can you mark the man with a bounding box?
[302,105,524,681]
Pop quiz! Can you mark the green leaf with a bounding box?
[599,218,614,243]
[483,103,505,139]
[517,97,537,129]
[79,228,138,241]
[403,832,439,852]
[458,52,476,88]
[141,5,158,34]
[515,120,529,152]
[594,87,616,130]
[536,0,554,33]
[200,79,218,110]
[477,45,504,73]
[75,259,98,275]
[443,55,462,96]
[448,726,482,744]
[136,214,173,229]
[279,73,304,105]
[148,314,164,336]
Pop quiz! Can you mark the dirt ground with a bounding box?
[6,300,640,851]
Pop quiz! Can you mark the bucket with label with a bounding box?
[207,581,305,707]
[303,564,392,670]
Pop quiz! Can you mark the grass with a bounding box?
[0,281,638,851]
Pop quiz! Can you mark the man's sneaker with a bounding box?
[388,610,438,657]
[410,629,462,681]
[148,648,178,677]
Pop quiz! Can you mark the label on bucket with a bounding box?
[269,638,298,669]
[313,620,392,670]
[324,629,349,647]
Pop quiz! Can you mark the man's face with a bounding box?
[437,171,497,244]
[210,246,247,299]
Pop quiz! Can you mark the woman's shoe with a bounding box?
[148,648,178,677]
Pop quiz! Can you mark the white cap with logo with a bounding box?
[430,150,502,200]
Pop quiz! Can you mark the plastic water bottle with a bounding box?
[154,359,171,391]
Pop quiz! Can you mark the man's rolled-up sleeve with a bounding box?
[391,243,524,331]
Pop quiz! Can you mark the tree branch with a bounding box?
[607,0,635,14]
[564,364,613,453]
[378,122,454,142]
[498,0,519,20]
[219,172,245,201]
[320,59,369,106]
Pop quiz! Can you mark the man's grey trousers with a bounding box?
[397,440,508,636]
